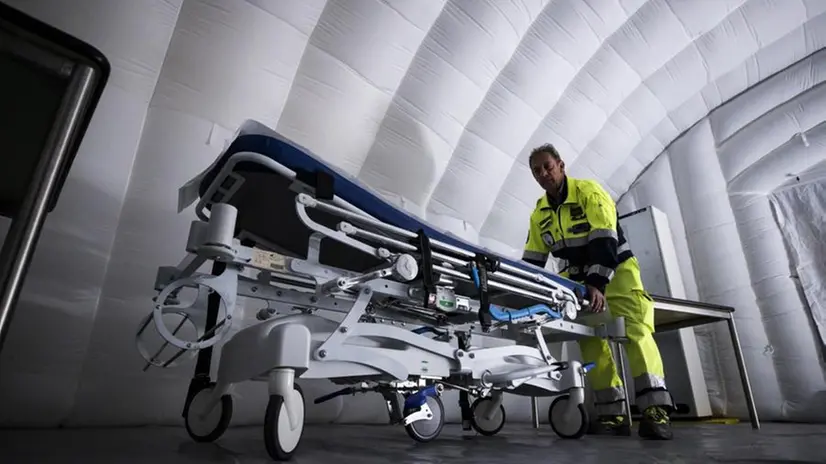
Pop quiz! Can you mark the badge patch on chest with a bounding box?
[541,232,554,246]
[570,205,586,220]
[568,222,591,234]
[539,216,553,228]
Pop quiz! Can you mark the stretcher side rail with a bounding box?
[176,147,606,359]
[194,151,588,311]
[295,191,585,317]
[141,149,593,353]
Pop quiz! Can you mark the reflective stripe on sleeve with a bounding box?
[588,264,615,280]
[588,228,617,241]
[522,250,548,262]
[548,232,626,253]
[551,236,588,252]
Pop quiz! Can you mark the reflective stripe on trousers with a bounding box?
[592,374,673,415]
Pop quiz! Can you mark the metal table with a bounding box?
[529,295,760,431]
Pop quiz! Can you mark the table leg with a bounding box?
[614,340,633,427]
[727,316,760,430]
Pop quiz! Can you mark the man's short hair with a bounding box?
[529,143,561,162]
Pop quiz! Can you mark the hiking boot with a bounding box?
[589,415,631,436]
[638,406,673,440]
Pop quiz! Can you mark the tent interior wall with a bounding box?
[0,0,824,427]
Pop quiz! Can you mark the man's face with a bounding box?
[530,151,565,193]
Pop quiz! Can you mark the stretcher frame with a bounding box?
[137,141,627,461]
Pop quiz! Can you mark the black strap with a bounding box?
[415,230,435,307]
[457,332,473,422]
[296,169,335,200]
[474,253,499,332]
[315,170,335,200]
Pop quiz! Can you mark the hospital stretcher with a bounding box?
[135,120,626,461]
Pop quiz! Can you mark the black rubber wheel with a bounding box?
[548,395,589,439]
[264,384,305,461]
[470,397,507,436]
[184,383,233,443]
[403,394,445,443]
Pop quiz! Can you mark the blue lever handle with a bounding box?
[404,384,440,409]
[488,303,562,322]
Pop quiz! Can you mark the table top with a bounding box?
[550,294,735,337]
[652,294,734,332]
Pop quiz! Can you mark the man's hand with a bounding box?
[586,285,606,313]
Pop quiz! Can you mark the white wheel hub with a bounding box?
[187,389,223,437]
[474,400,503,431]
[277,394,305,452]
[551,398,582,436]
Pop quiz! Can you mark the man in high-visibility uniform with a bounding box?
[522,143,674,440]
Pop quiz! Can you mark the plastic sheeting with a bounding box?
[2,0,826,426]
[771,179,826,353]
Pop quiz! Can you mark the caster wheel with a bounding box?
[470,397,506,436]
[264,384,305,461]
[184,383,233,443]
[548,395,589,439]
[404,394,445,443]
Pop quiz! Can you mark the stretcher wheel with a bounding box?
[404,395,445,443]
[548,395,588,439]
[470,397,506,436]
[184,383,233,443]
[264,384,305,461]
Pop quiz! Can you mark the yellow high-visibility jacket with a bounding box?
[522,176,632,292]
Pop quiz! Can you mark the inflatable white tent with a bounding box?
[1,0,824,427]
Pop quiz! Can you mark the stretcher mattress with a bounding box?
[197,122,585,296]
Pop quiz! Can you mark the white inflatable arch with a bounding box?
[1,0,824,426]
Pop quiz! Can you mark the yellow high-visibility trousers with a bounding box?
[577,257,672,416]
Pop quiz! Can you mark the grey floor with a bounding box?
[1,422,825,464]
